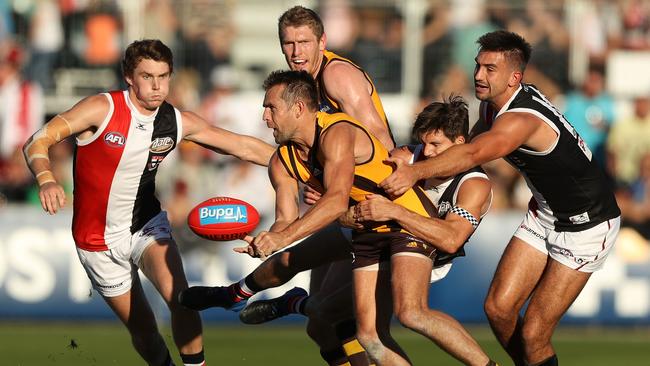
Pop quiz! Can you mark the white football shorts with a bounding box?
[76,211,173,297]
[514,210,620,272]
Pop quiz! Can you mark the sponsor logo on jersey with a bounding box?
[104,132,126,147]
[150,136,174,153]
[199,205,248,225]
[438,201,451,217]
[319,103,333,113]
[569,212,590,225]
[148,155,164,171]
[136,122,147,131]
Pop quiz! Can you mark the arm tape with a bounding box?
[449,206,479,229]
[35,170,56,186]
[24,114,73,163]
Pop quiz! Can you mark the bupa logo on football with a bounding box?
[104,132,126,147]
[199,205,248,225]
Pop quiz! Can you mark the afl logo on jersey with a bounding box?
[104,132,126,147]
[150,137,174,153]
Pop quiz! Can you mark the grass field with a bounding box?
[0,321,648,365]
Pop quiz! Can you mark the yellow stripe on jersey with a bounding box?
[276,112,435,234]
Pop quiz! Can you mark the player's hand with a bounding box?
[39,181,66,215]
[235,232,286,260]
[355,194,397,222]
[379,157,417,197]
[389,145,412,163]
[338,206,364,230]
[303,186,322,205]
[233,238,258,258]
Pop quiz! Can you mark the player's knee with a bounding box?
[395,307,426,333]
[484,293,513,323]
[521,316,551,350]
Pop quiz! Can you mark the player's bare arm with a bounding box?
[236,153,300,259]
[322,61,395,150]
[181,111,275,166]
[357,177,490,253]
[248,124,357,258]
[23,94,110,214]
[380,112,544,196]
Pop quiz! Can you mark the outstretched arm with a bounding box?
[243,124,356,258]
[379,112,537,196]
[23,94,109,214]
[182,111,275,166]
[356,177,491,253]
[323,61,395,150]
[235,152,301,259]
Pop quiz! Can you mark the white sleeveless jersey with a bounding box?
[411,145,491,266]
[72,90,182,251]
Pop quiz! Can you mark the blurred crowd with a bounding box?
[1,0,649,243]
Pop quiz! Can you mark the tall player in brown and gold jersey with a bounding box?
[180,6,395,366]
[247,70,435,365]
[278,7,394,151]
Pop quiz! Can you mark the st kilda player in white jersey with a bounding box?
[379,31,620,366]
[23,39,274,366]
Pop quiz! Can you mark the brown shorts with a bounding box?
[351,231,435,269]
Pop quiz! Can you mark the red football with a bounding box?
[187,197,260,241]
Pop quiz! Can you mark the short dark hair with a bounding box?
[278,6,324,43]
[412,95,469,142]
[477,30,532,72]
[263,70,319,111]
[122,39,173,78]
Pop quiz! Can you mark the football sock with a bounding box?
[244,274,264,292]
[228,278,256,304]
[180,349,205,366]
[285,293,309,315]
[528,355,558,366]
[320,347,349,366]
[336,319,372,366]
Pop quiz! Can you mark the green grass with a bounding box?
[0,321,648,365]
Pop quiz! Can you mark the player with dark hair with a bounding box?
[379,30,621,366]
[23,39,274,366]
[180,6,395,366]
[241,95,497,366]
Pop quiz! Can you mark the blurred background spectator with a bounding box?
[0,40,43,204]
[615,152,650,240]
[562,64,616,166]
[607,95,650,186]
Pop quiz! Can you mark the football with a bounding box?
[187,197,260,241]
